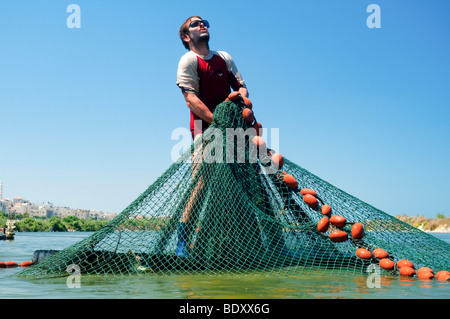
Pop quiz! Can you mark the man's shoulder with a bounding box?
[214,50,232,60]
[178,51,199,65]
[215,50,230,56]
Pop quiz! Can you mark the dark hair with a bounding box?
[179,16,202,50]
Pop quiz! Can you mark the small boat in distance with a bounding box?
[0,219,16,240]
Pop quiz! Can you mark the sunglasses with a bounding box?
[187,19,210,29]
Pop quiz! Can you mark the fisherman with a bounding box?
[177,16,248,140]
[175,16,248,256]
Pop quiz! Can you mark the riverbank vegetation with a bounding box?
[0,212,108,232]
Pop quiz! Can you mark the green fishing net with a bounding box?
[18,97,450,279]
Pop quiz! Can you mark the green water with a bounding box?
[1,232,449,299]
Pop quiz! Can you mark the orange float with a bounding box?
[243,97,253,109]
[300,188,317,197]
[437,275,450,282]
[417,271,434,280]
[356,248,372,260]
[20,261,33,267]
[5,261,18,268]
[351,223,364,239]
[417,267,434,275]
[330,215,346,228]
[283,174,298,189]
[317,217,329,233]
[252,136,266,148]
[242,108,254,124]
[321,204,332,217]
[329,230,348,242]
[379,258,395,271]
[399,266,416,277]
[397,259,414,269]
[435,270,450,281]
[271,153,284,169]
[0,262,6,268]
[372,248,388,259]
[226,91,241,102]
[303,194,318,208]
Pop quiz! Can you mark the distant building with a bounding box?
[0,198,10,214]
[12,197,25,206]
[0,195,117,220]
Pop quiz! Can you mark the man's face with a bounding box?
[186,18,210,46]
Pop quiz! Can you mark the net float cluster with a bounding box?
[226,91,449,283]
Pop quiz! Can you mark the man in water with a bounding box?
[175,16,248,256]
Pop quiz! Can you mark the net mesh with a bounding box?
[18,97,450,279]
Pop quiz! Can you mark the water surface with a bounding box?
[1,232,449,299]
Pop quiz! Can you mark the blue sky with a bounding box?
[0,0,449,218]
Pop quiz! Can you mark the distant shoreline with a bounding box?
[3,213,449,233]
[395,215,449,233]
[424,229,450,234]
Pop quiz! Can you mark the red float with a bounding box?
[330,215,346,228]
[329,230,348,242]
[351,223,364,239]
[303,194,318,208]
[317,217,329,233]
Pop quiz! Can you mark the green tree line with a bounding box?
[1,212,109,232]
